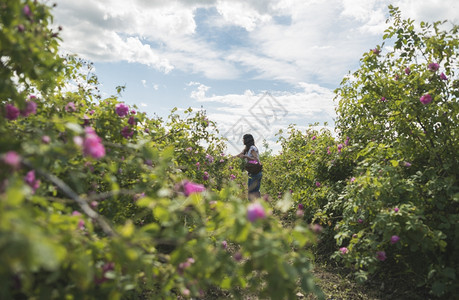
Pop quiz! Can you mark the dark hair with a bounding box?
[243,134,255,154]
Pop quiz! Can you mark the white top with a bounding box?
[245,145,259,161]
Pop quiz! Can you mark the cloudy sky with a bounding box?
[51,0,458,153]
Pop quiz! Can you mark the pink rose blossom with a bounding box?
[298,203,304,210]
[5,104,20,120]
[230,174,236,180]
[3,151,21,169]
[439,72,447,80]
[89,110,95,115]
[203,171,209,181]
[234,252,243,262]
[196,162,200,170]
[403,162,412,167]
[186,147,192,152]
[222,240,228,249]
[42,135,51,144]
[23,5,31,17]
[376,251,387,261]
[24,170,40,193]
[128,116,136,126]
[380,97,386,102]
[350,177,356,183]
[315,181,321,187]
[327,147,331,155]
[337,143,344,153]
[247,202,266,222]
[390,235,400,244]
[404,67,411,75]
[78,219,85,230]
[17,24,25,32]
[115,103,129,117]
[345,136,350,146]
[420,94,432,105]
[72,211,82,216]
[310,223,323,233]
[183,181,206,196]
[339,247,349,254]
[130,109,136,115]
[394,207,399,213]
[312,135,317,140]
[121,126,134,139]
[83,127,105,159]
[358,218,363,224]
[20,101,37,117]
[372,48,380,55]
[427,62,439,71]
[65,102,76,112]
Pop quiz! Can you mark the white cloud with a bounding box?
[53,0,458,85]
[188,81,336,153]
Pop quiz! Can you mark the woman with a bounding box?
[235,134,262,200]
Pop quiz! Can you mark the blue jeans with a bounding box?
[248,171,262,199]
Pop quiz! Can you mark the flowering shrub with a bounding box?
[262,6,458,298]
[0,1,322,299]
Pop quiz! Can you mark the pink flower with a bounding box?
[312,135,317,140]
[372,48,381,55]
[186,147,192,152]
[247,202,266,222]
[248,160,258,164]
[3,151,21,169]
[315,181,321,187]
[380,97,386,102]
[72,211,82,216]
[440,72,447,80]
[23,5,31,17]
[376,251,386,261]
[20,101,37,117]
[78,219,85,230]
[420,94,432,105]
[350,177,356,183]
[327,147,331,155]
[310,223,323,233]
[183,181,206,196]
[42,135,51,144]
[17,24,25,32]
[345,136,350,146]
[390,235,400,244]
[121,126,134,139]
[83,127,105,159]
[5,104,20,120]
[144,128,150,133]
[65,102,76,112]
[222,240,228,249]
[403,162,412,167]
[128,116,136,126]
[206,154,214,163]
[394,207,399,213]
[298,203,304,210]
[358,218,363,224]
[24,170,40,193]
[203,171,209,181]
[233,252,243,262]
[404,67,411,75]
[230,174,236,180]
[339,247,348,254]
[337,143,344,153]
[196,162,200,170]
[427,63,439,71]
[130,109,136,115]
[115,103,129,117]
[89,110,95,115]
[394,74,400,81]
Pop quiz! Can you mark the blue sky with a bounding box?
[52,0,458,153]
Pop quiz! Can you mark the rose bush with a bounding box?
[0,1,323,299]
